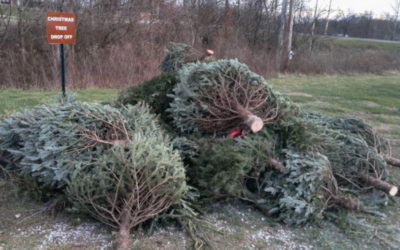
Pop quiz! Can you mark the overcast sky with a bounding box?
[317,0,397,16]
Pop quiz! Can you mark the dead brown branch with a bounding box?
[332,196,361,210]
[74,111,131,151]
[0,162,23,184]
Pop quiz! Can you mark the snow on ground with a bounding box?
[5,203,313,250]
[8,221,113,250]
[204,203,314,250]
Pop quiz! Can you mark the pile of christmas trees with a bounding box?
[118,42,400,225]
[1,42,400,249]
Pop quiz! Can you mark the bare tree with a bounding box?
[361,11,374,38]
[337,9,355,36]
[16,0,54,62]
[276,0,288,71]
[287,0,295,55]
[89,0,94,47]
[183,0,199,46]
[237,0,279,54]
[391,0,400,40]
[224,0,230,38]
[309,0,318,52]
[0,3,12,48]
[324,0,332,35]
[17,0,27,63]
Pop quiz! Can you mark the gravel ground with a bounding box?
[1,202,314,250]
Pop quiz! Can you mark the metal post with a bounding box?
[60,43,65,97]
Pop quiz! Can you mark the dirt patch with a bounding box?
[285,92,313,97]
[362,101,381,107]
[361,101,398,112]
[0,195,313,250]
[374,124,395,133]
[388,139,400,158]
[372,114,400,120]
[354,111,398,123]
[302,101,335,106]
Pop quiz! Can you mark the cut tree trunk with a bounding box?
[233,101,263,133]
[115,208,132,250]
[242,186,270,216]
[254,202,271,217]
[384,156,400,168]
[199,50,214,61]
[359,174,398,196]
[332,196,361,210]
[268,158,286,173]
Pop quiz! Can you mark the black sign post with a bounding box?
[60,44,66,96]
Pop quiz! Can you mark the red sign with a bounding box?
[46,12,76,44]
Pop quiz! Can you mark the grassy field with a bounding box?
[1,73,399,140]
[1,74,400,249]
[268,73,400,139]
[317,37,400,53]
[0,89,119,118]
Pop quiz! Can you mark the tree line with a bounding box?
[0,0,399,89]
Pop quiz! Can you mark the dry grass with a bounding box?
[1,18,400,90]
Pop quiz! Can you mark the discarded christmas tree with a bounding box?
[115,73,179,123]
[168,59,283,134]
[0,99,148,188]
[159,42,215,74]
[0,100,209,249]
[65,121,187,250]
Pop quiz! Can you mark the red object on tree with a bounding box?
[227,128,246,139]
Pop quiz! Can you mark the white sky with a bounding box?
[317,0,397,16]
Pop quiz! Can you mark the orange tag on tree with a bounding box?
[46,12,76,44]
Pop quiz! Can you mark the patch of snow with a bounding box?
[12,221,113,250]
[204,203,314,250]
